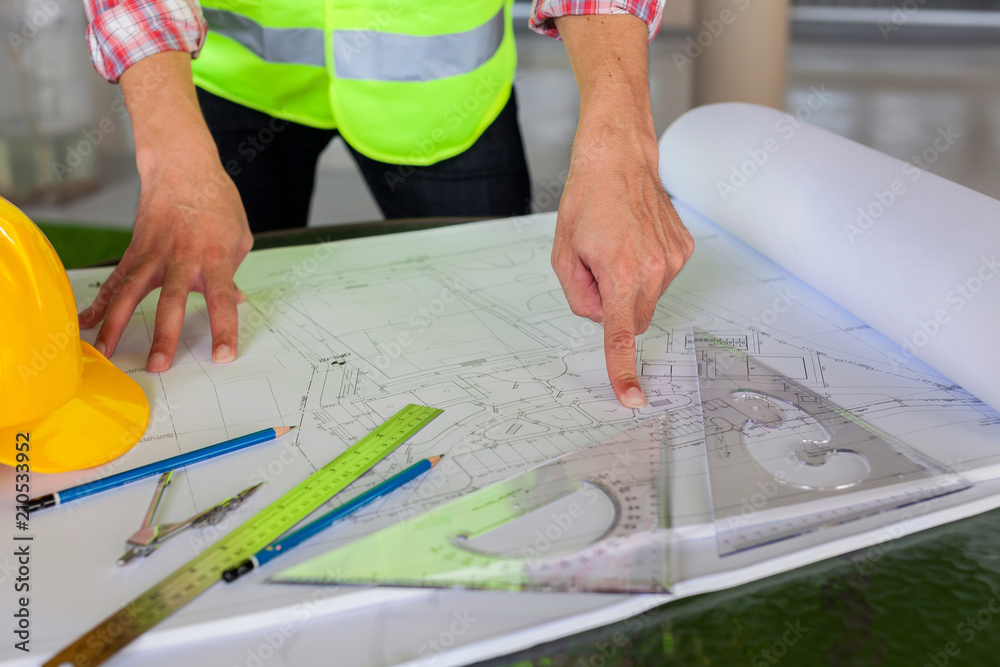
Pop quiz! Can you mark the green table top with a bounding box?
[483,502,1000,667]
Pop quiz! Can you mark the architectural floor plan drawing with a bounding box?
[6,205,1000,667]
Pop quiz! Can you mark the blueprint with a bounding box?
[5,103,996,667]
[4,204,999,667]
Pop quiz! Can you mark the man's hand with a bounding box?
[78,52,253,373]
[553,15,695,408]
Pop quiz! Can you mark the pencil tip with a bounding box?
[428,455,443,466]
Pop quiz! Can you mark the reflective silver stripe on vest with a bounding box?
[332,8,505,82]
[202,7,326,67]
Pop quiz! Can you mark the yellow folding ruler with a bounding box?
[43,404,442,667]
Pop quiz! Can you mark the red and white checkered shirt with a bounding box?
[84,0,663,83]
[529,0,663,41]
[84,0,207,82]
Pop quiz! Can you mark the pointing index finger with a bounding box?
[602,295,645,409]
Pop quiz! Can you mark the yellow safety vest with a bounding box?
[192,0,516,165]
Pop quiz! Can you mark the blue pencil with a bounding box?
[26,426,296,513]
[222,455,442,582]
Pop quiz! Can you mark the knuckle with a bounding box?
[550,248,571,274]
[110,273,138,299]
[644,254,668,277]
[156,283,190,306]
[105,270,149,301]
[570,303,601,322]
[205,280,236,305]
[156,294,188,311]
[666,255,687,278]
[681,235,696,260]
[200,245,229,265]
[607,330,636,353]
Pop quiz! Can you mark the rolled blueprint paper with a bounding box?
[659,102,1000,413]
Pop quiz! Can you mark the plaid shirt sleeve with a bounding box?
[529,0,663,41]
[83,0,207,83]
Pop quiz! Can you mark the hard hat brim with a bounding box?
[0,342,150,473]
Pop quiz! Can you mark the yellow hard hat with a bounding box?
[0,197,149,473]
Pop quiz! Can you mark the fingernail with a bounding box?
[213,344,236,364]
[625,387,646,408]
[94,340,106,357]
[147,352,167,373]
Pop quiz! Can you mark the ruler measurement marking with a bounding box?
[45,404,442,667]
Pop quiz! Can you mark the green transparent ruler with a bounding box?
[273,416,671,594]
[44,404,442,667]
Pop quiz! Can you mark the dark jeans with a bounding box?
[197,88,532,233]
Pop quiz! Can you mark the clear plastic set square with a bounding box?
[270,329,972,593]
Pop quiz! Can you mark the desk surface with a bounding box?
[28,215,1000,667]
[252,220,1000,666]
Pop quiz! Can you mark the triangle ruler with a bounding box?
[693,330,972,556]
[272,416,672,593]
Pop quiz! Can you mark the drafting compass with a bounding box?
[117,471,264,565]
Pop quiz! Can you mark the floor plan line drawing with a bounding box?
[8,208,1000,667]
